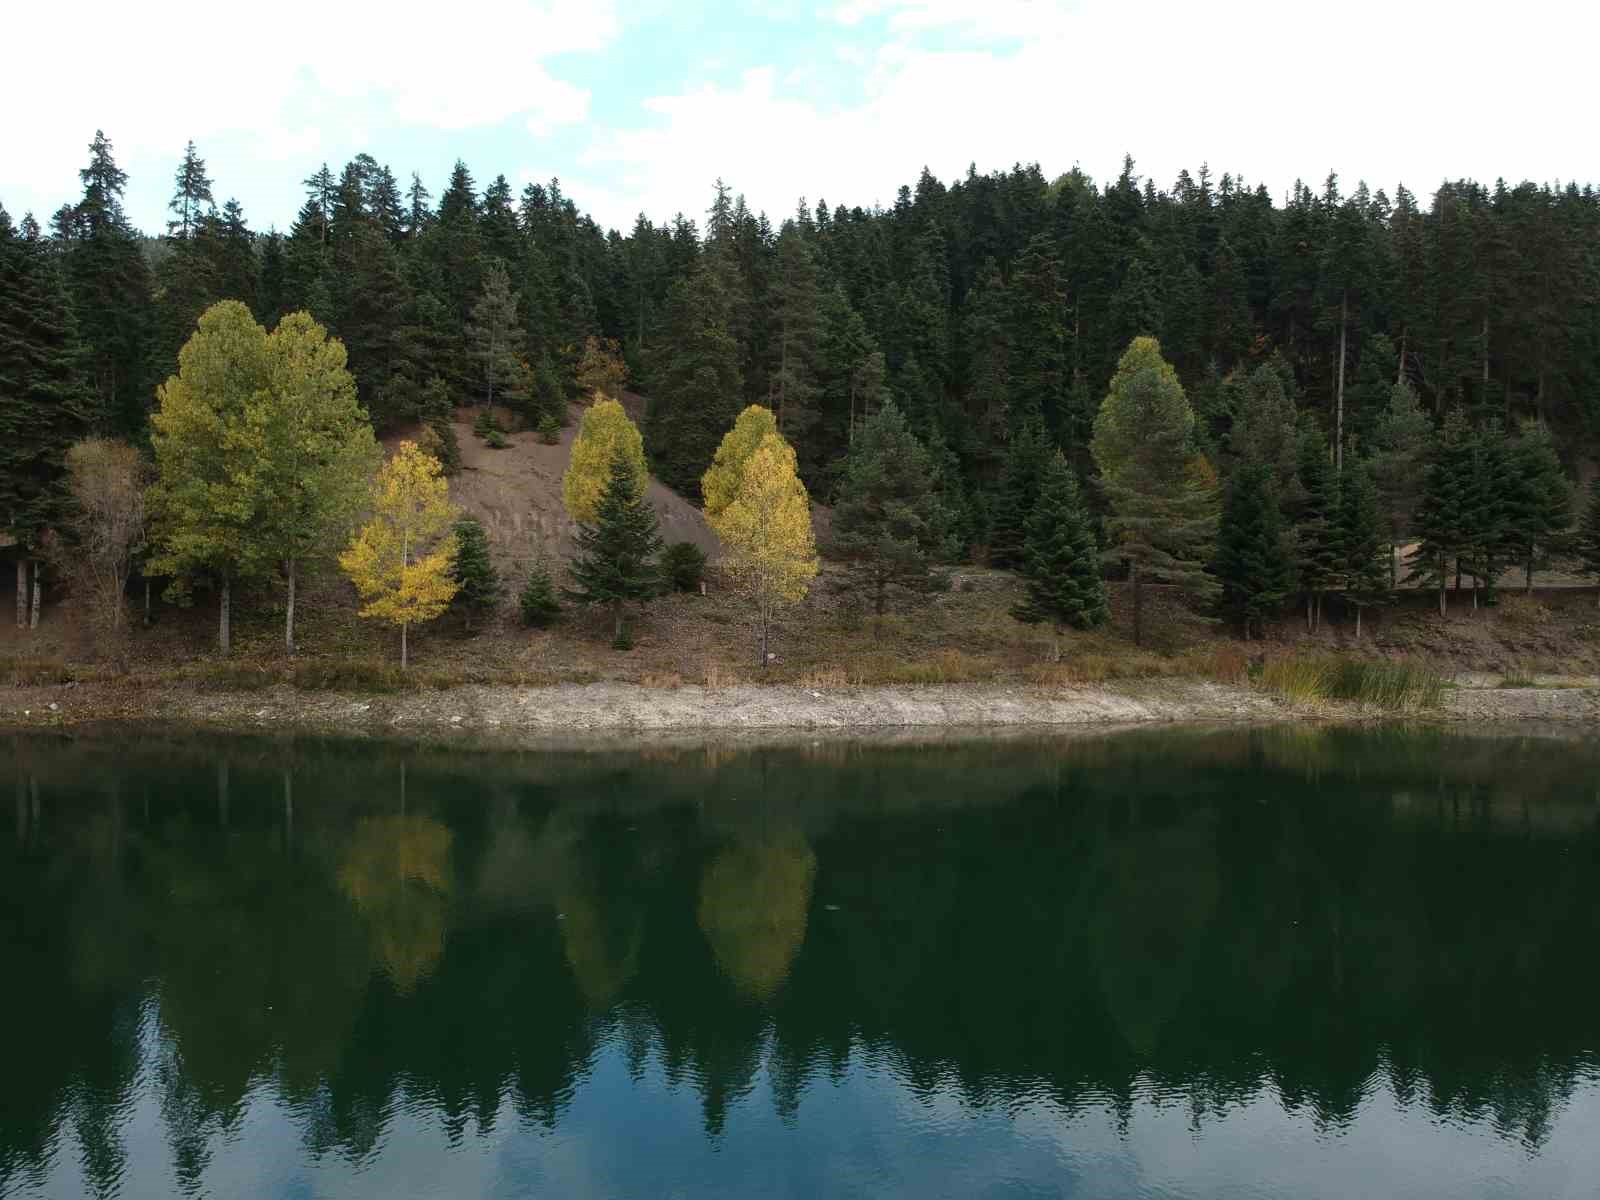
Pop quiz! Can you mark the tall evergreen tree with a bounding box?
[1215,463,1293,638]
[466,262,525,411]
[1090,337,1219,645]
[828,400,948,619]
[1011,450,1108,654]
[449,514,499,631]
[646,258,744,494]
[1408,408,1476,616]
[168,140,214,239]
[987,420,1050,571]
[566,450,663,645]
[1336,459,1390,637]
[1293,418,1340,630]
[1503,420,1570,592]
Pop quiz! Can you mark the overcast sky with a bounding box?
[4,0,1595,237]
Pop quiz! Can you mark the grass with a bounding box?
[1257,654,1446,711]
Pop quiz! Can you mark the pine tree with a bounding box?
[467,262,524,410]
[1293,419,1340,630]
[1463,422,1513,606]
[987,421,1050,570]
[1008,234,1072,444]
[0,207,90,609]
[1503,420,1570,593]
[1215,464,1294,638]
[1011,451,1108,655]
[1336,460,1390,637]
[1408,408,1475,616]
[1090,337,1219,645]
[771,223,825,468]
[1227,364,1299,499]
[566,450,663,645]
[1574,479,1600,608]
[168,140,214,239]
[646,259,744,494]
[519,557,562,626]
[828,400,949,619]
[1370,380,1432,588]
[449,515,499,631]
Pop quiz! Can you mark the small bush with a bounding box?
[612,626,635,651]
[536,413,561,445]
[472,409,500,439]
[661,541,707,593]
[2,655,79,687]
[484,428,510,449]
[519,561,562,628]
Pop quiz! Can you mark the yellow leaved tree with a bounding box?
[706,430,818,666]
[339,442,460,668]
[700,403,778,521]
[561,397,647,523]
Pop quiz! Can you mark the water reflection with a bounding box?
[2,727,1599,1198]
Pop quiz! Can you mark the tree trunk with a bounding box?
[1526,555,1535,595]
[285,558,297,656]
[1355,605,1363,640]
[1396,327,1407,386]
[759,605,769,668]
[29,565,41,629]
[15,558,26,629]
[219,577,232,656]
[1438,554,1447,618]
[401,621,409,669]
[1335,290,1348,473]
[1131,564,1143,648]
[143,576,151,626]
[612,603,624,644]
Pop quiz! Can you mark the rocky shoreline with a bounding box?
[3,676,1595,740]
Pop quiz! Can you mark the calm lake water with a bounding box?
[3,726,1599,1199]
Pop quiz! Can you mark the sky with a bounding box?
[4,0,1597,238]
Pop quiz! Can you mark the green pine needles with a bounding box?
[1011,451,1108,655]
[565,450,663,646]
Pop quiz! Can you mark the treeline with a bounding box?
[7,131,1600,640]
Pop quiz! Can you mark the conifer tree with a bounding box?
[1227,364,1299,499]
[771,223,825,462]
[1090,337,1219,645]
[646,259,744,494]
[1336,460,1390,637]
[449,514,499,631]
[519,556,562,626]
[828,400,948,620]
[1011,451,1107,655]
[1215,463,1293,639]
[1504,420,1570,593]
[1408,408,1476,616]
[988,421,1050,571]
[1294,419,1340,630]
[566,451,663,646]
[168,140,214,239]
[467,261,524,411]
[1464,422,1513,606]
[0,207,89,625]
[1370,380,1432,588]
[339,442,460,668]
[1574,479,1600,608]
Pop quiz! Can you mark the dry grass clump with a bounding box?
[1257,654,1445,711]
[640,671,685,690]
[1496,593,1553,626]
[798,666,848,688]
[703,662,741,688]
[846,648,991,686]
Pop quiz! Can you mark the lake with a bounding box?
[3,726,1598,1199]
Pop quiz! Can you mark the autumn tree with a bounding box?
[708,431,818,666]
[45,439,149,654]
[562,397,648,524]
[575,335,629,400]
[701,404,778,521]
[1090,337,1219,645]
[339,442,460,667]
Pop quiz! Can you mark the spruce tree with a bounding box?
[449,515,499,631]
[519,557,562,627]
[1293,419,1340,630]
[988,421,1050,570]
[168,140,215,239]
[646,258,744,494]
[1011,451,1108,654]
[1408,408,1475,616]
[1503,420,1570,593]
[0,208,89,573]
[1574,479,1600,608]
[467,262,524,411]
[1227,364,1299,499]
[1464,423,1513,606]
[1336,460,1390,638]
[1370,380,1432,588]
[1215,464,1293,639]
[566,451,663,645]
[828,400,949,619]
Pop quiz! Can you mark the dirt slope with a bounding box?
[402,403,722,589]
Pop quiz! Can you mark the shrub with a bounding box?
[537,413,561,445]
[612,626,635,651]
[484,428,510,449]
[519,560,562,628]
[661,541,708,593]
[472,409,499,439]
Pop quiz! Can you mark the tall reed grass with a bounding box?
[1257,655,1445,711]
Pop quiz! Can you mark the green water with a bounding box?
[2,726,1599,1199]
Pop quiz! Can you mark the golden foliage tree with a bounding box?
[338,814,454,994]
[707,430,818,666]
[46,438,149,652]
[700,403,778,521]
[697,832,817,1002]
[574,335,629,400]
[561,396,647,524]
[339,441,460,667]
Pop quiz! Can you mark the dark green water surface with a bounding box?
[3,726,1598,1199]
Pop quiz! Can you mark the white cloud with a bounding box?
[575,0,1596,233]
[2,0,614,210]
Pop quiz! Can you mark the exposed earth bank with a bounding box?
[3,677,1595,739]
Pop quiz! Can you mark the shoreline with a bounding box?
[3,677,1595,740]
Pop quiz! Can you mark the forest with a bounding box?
[6,130,1600,656]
